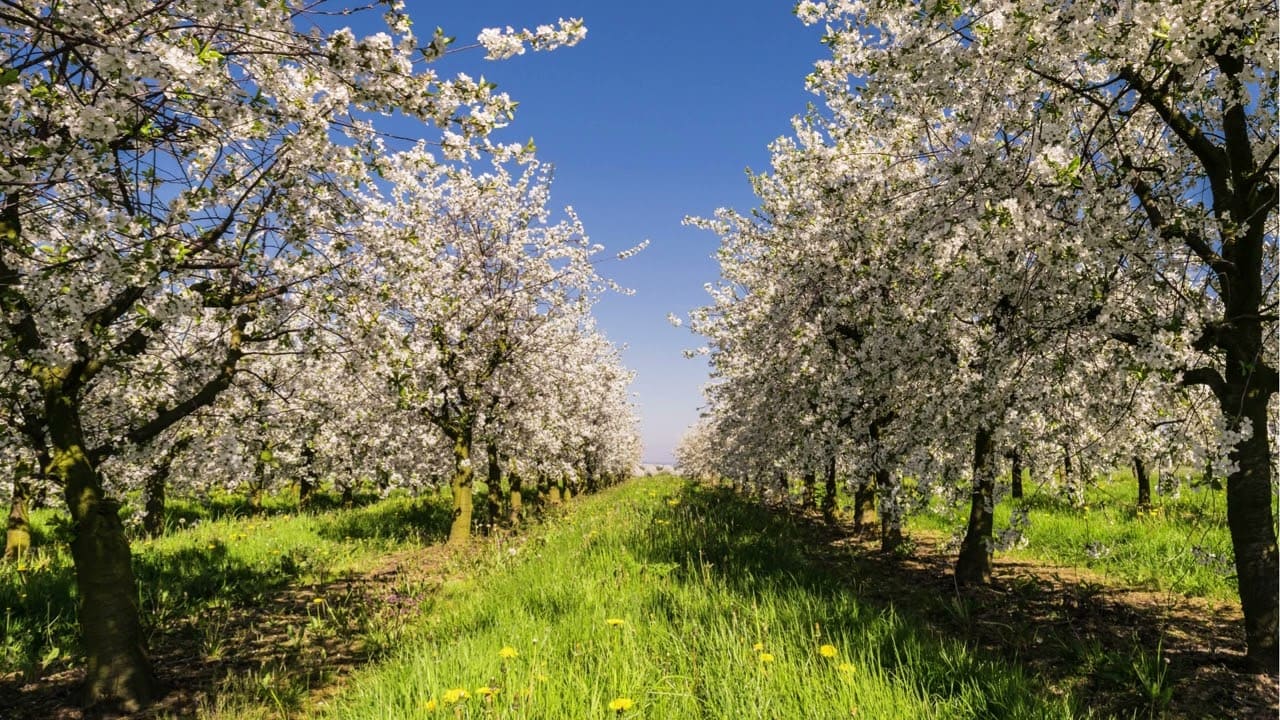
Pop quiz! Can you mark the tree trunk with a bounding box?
[549,484,562,505]
[508,471,523,527]
[4,463,33,561]
[877,467,901,553]
[1222,378,1278,673]
[142,465,165,538]
[298,444,317,510]
[851,476,875,533]
[448,436,474,545]
[801,470,816,510]
[821,456,838,520]
[484,444,503,532]
[1009,449,1023,500]
[47,394,156,709]
[955,427,995,585]
[1132,455,1151,511]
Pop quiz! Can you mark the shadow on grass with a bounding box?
[0,497,458,720]
[635,483,1276,720]
[315,497,452,545]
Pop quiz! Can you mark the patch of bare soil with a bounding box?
[0,541,477,720]
[793,508,1279,720]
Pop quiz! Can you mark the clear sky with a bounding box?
[409,2,827,463]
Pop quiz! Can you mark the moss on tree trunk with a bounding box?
[448,437,475,545]
[48,398,156,709]
[4,469,32,561]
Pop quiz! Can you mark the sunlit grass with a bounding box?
[321,477,1076,719]
[909,471,1238,601]
[0,491,450,680]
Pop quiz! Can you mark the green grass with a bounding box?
[4,474,1254,718]
[908,471,1239,601]
[320,477,1077,720]
[0,490,451,681]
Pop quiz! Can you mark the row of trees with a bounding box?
[677,0,1276,673]
[0,0,639,710]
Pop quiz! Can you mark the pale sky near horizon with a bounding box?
[399,2,828,463]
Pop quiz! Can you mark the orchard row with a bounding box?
[0,1,638,710]
[675,0,1276,674]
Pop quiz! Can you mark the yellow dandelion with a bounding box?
[499,646,519,659]
[666,498,680,506]
[442,687,469,704]
[838,662,856,674]
[608,697,635,712]
[819,644,838,658]
[758,652,775,663]
[16,562,28,573]
[605,617,626,627]
[312,597,324,604]
[752,642,765,652]
[423,698,438,711]
[476,686,498,698]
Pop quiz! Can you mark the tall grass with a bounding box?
[321,478,1077,719]
[910,472,1239,601]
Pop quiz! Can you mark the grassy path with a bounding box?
[321,479,1073,719]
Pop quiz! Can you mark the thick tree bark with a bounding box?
[4,463,33,561]
[47,393,156,709]
[955,427,995,585]
[1132,455,1151,511]
[1221,372,1278,673]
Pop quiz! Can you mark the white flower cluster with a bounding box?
[477,18,587,61]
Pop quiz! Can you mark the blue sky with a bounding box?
[409,2,827,462]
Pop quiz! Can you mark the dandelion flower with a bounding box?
[312,597,325,604]
[423,698,438,711]
[758,652,775,663]
[838,662,856,674]
[819,644,838,658]
[605,617,626,627]
[752,642,765,652]
[608,697,635,712]
[476,686,498,698]
[499,646,519,659]
[667,498,680,506]
[442,688,469,704]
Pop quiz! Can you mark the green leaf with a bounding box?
[0,69,19,86]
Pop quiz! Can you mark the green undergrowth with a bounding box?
[0,490,451,681]
[909,472,1238,601]
[320,476,1078,720]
